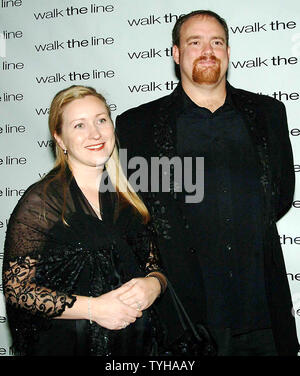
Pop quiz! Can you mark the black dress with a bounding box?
[2,169,162,356]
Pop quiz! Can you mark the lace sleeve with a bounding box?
[2,181,76,319]
[3,255,76,318]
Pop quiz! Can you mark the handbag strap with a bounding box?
[167,279,202,341]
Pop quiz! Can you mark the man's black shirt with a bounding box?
[176,90,271,333]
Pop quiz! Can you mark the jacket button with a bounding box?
[189,247,196,254]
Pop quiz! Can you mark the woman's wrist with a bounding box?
[145,272,167,296]
[87,296,93,324]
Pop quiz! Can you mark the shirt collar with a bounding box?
[181,83,234,112]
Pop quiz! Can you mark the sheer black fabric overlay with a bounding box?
[3,169,163,356]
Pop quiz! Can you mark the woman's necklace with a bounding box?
[88,200,102,219]
[78,183,102,219]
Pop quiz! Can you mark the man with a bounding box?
[116,10,299,356]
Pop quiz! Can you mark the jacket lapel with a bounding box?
[152,84,182,200]
[229,83,274,223]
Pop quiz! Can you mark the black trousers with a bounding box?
[209,328,278,356]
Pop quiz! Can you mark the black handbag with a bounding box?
[159,280,217,356]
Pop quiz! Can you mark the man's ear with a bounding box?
[172,45,180,65]
[227,45,230,60]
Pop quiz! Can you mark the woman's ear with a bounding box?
[53,131,66,151]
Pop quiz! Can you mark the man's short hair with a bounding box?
[172,10,229,46]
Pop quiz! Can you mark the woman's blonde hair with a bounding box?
[47,85,150,223]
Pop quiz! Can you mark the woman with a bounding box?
[2,85,167,356]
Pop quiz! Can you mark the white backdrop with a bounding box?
[0,0,300,356]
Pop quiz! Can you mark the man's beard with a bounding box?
[192,55,221,84]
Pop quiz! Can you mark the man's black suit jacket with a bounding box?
[116,82,299,355]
